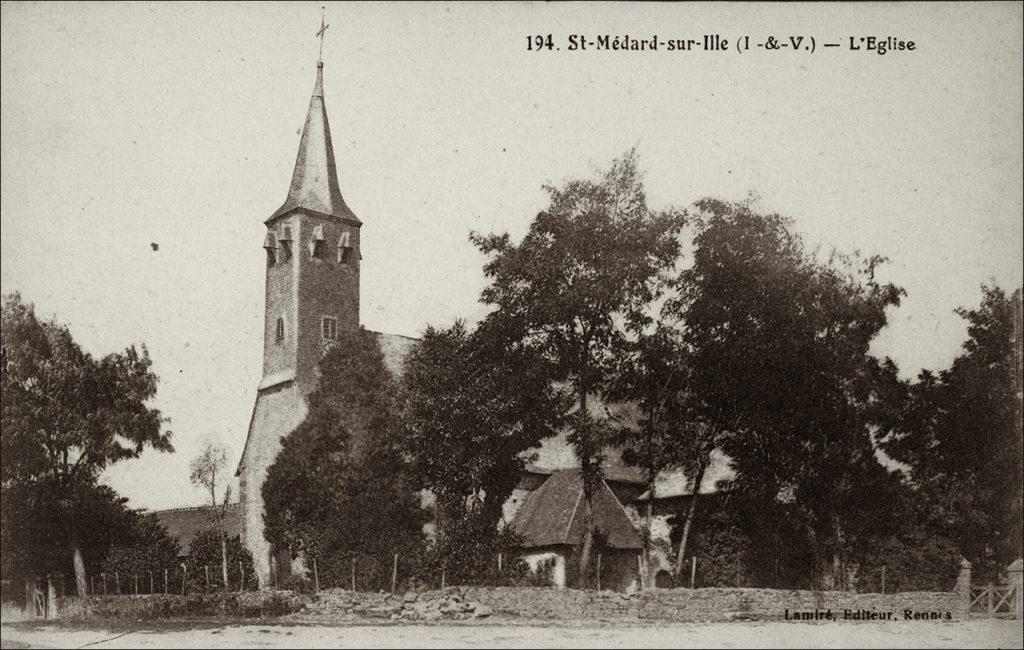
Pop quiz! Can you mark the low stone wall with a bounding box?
[55,591,306,620]
[55,586,962,623]
[306,587,960,623]
[455,587,961,622]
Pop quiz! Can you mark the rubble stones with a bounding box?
[56,586,962,625]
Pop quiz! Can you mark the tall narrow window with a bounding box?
[309,224,326,259]
[321,316,338,341]
[337,231,354,265]
[275,317,284,342]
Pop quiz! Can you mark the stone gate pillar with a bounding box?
[955,558,972,616]
[1007,558,1023,620]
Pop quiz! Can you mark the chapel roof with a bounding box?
[510,469,642,550]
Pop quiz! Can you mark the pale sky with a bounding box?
[2,2,1022,510]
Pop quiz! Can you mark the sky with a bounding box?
[2,2,1022,510]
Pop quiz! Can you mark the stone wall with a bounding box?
[55,591,306,620]
[451,586,962,622]
[54,586,963,623]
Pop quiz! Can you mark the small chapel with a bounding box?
[234,55,732,591]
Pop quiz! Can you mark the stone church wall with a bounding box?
[239,381,308,584]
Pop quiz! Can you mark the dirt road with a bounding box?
[2,619,1022,649]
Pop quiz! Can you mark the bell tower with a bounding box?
[260,61,361,393]
[237,59,361,586]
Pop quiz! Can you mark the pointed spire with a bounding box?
[312,61,324,98]
[267,62,359,224]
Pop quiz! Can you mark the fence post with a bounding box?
[391,553,399,594]
[690,556,697,589]
[441,561,446,591]
[149,571,153,594]
[1007,559,1023,620]
[204,565,210,590]
[101,573,107,595]
[351,556,356,592]
[881,565,886,594]
[596,554,602,591]
[181,565,187,596]
[956,558,972,615]
[133,574,138,595]
[163,568,168,595]
[313,558,320,593]
[239,561,245,592]
[637,554,645,590]
[115,572,120,595]
[91,576,95,597]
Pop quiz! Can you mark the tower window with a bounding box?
[275,317,284,342]
[309,224,326,259]
[337,231,354,265]
[277,226,293,263]
[321,316,338,341]
[263,232,278,267]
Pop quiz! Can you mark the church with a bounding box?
[233,58,416,586]
[234,57,733,591]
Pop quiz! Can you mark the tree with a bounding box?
[189,441,232,589]
[189,442,227,506]
[400,320,566,573]
[101,514,181,589]
[471,151,685,585]
[1,293,173,595]
[2,481,148,590]
[186,528,256,592]
[667,199,905,588]
[262,327,426,581]
[881,285,1024,580]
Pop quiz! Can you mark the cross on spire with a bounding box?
[316,7,329,65]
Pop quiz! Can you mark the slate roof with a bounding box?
[526,398,737,499]
[268,62,360,225]
[149,503,243,555]
[510,469,642,550]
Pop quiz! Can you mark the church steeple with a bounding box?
[241,10,364,590]
[267,62,360,224]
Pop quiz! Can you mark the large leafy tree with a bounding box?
[881,285,1023,580]
[1,293,172,594]
[605,323,720,579]
[471,151,685,585]
[667,199,905,588]
[2,481,149,590]
[400,320,567,574]
[261,327,426,584]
